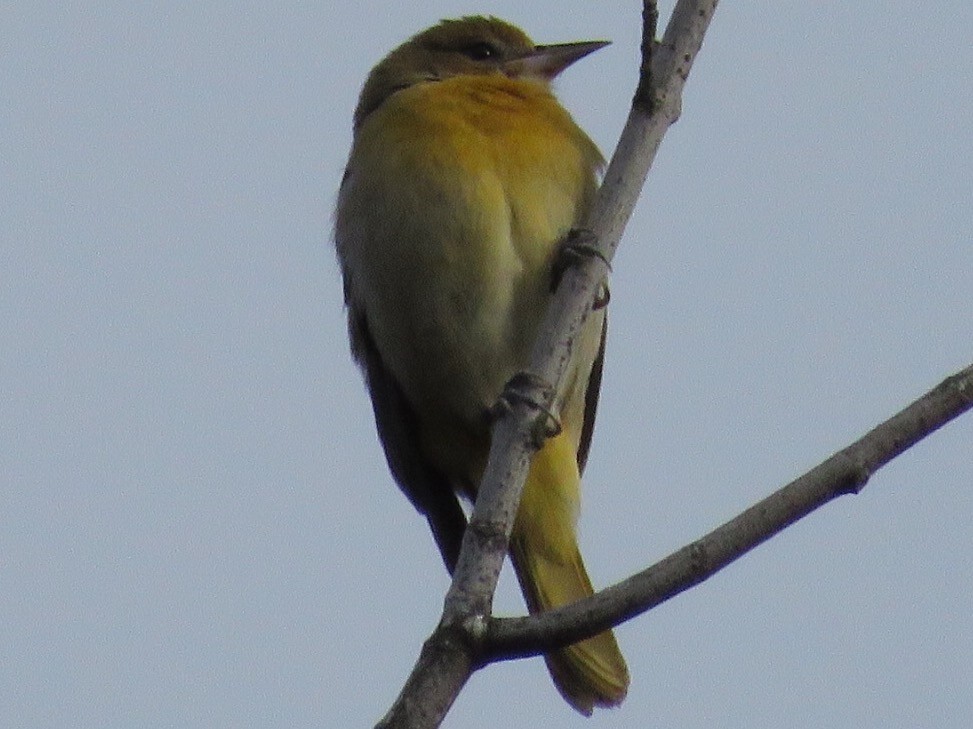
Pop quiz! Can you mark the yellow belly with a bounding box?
[336,74,602,480]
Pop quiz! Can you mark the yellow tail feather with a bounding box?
[510,432,629,715]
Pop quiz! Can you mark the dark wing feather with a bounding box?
[576,315,607,474]
[347,304,467,573]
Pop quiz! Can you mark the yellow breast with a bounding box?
[336,74,602,438]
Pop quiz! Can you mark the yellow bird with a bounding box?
[334,16,628,714]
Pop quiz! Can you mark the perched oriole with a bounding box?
[334,16,628,714]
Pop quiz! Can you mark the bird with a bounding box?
[333,16,628,714]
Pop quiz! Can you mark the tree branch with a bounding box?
[486,363,973,659]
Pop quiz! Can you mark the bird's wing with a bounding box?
[576,315,607,475]
[347,302,467,573]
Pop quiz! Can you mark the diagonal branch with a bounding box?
[442,0,718,626]
[486,363,973,659]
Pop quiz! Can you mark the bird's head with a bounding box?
[354,16,608,128]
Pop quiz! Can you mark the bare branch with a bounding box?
[374,625,477,728]
[486,363,973,658]
[443,0,719,624]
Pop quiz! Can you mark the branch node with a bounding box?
[460,615,491,668]
[943,368,973,400]
[843,463,871,496]
[831,452,872,496]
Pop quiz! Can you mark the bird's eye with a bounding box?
[462,41,499,61]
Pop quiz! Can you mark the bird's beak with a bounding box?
[509,40,610,80]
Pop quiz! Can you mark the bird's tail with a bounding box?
[510,431,629,715]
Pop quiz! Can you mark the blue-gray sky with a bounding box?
[3,2,972,727]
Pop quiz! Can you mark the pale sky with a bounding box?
[3,2,972,728]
